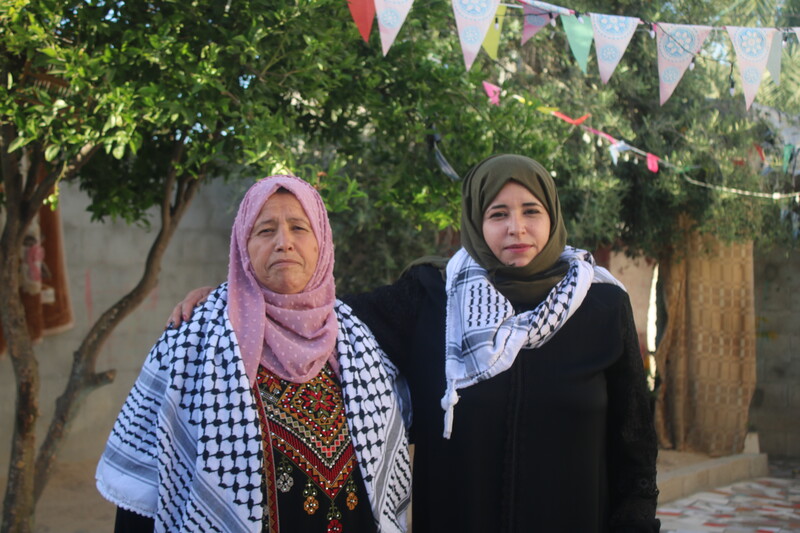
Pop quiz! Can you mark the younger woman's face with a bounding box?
[482,181,551,267]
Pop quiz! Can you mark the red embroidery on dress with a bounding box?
[257,364,359,503]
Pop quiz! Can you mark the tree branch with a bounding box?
[33,156,204,501]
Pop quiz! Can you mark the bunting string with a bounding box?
[481,89,800,201]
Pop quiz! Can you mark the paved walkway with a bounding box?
[658,459,800,533]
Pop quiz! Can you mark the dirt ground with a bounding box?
[0,450,714,532]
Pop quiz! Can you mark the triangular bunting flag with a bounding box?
[522,5,550,44]
[347,0,376,43]
[452,0,501,71]
[656,23,712,105]
[726,26,778,109]
[590,13,640,84]
[767,30,782,85]
[561,14,594,74]
[375,0,415,56]
[483,81,501,105]
[784,144,795,173]
[482,4,507,60]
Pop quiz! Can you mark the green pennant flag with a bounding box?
[561,14,594,74]
[784,144,795,173]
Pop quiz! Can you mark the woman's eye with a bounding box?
[488,211,506,219]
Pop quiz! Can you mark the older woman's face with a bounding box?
[247,191,319,294]
[482,181,551,267]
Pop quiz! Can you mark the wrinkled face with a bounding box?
[247,191,319,294]
[482,181,551,267]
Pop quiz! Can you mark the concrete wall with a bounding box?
[750,248,800,458]
[0,179,238,468]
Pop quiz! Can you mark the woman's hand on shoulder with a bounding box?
[166,286,214,328]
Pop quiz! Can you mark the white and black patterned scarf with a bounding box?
[96,284,411,532]
[441,246,625,438]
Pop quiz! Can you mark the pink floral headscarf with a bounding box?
[228,175,338,385]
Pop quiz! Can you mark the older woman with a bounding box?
[96,175,411,533]
[171,155,660,532]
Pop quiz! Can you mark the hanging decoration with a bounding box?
[345,0,799,110]
[486,89,800,199]
[452,0,501,70]
[375,0,414,55]
[726,26,779,109]
[766,30,783,85]
[347,0,376,43]
[521,5,550,45]
[482,5,508,60]
[656,24,713,106]
[561,13,594,74]
[482,81,502,105]
[590,13,640,84]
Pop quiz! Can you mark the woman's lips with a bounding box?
[505,244,532,253]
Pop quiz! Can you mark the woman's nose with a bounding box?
[274,226,294,250]
[508,212,525,234]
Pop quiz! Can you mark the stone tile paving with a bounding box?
[659,458,800,533]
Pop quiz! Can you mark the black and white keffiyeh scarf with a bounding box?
[441,246,625,438]
[96,284,411,532]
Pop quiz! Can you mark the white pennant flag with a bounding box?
[590,13,640,84]
[375,0,415,56]
[452,0,501,71]
[656,23,712,105]
[727,26,778,109]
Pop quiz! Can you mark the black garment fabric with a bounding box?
[343,265,660,533]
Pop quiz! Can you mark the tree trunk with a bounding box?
[1,130,42,533]
[0,257,39,533]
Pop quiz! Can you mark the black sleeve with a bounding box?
[341,267,427,373]
[606,294,661,533]
[115,507,154,533]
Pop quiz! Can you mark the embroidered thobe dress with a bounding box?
[113,365,375,533]
[255,364,376,533]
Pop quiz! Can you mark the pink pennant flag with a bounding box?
[646,153,660,173]
[656,23,712,105]
[482,81,501,105]
[590,13,640,84]
[375,0,415,56]
[522,5,550,45]
[347,0,376,43]
[452,0,501,70]
[727,26,778,109]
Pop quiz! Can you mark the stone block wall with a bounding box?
[750,248,800,458]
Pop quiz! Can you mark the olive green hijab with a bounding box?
[461,154,568,306]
